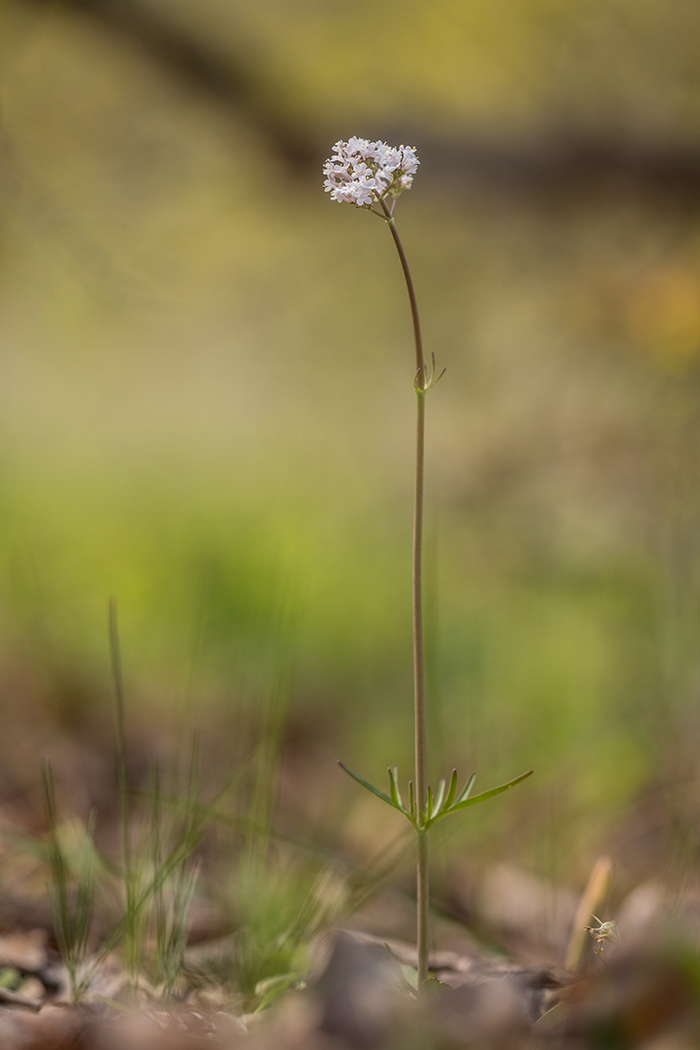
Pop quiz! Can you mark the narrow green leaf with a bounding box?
[255,973,301,1012]
[534,1003,568,1031]
[400,965,418,991]
[431,778,447,818]
[444,769,458,810]
[444,770,533,816]
[455,772,477,805]
[408,780,415,821]
[388,766,406,813]
[338,762,393,807]
[427,784,434,820]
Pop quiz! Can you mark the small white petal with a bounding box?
[323,137,419,206]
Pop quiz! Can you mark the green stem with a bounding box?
[381,200,424,377]
[413,389,427,826]
[380,196,429,987]
[109,598,135,978]
[417,830,429,986]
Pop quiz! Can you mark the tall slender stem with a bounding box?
[381,197,429,987]
[109,598,135,978]
[417,830,429,985]
[381,200,424,377]
[412,389,427,826]
[109,599,131,890]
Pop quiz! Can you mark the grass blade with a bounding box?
[431,778,446,818]
[444,769,458,810]
[42,762,96,1001]
[338,762,393,807]
[454,772,476,806]
[388,766,406,813]
[108,600,134,960]
[442,770,533,817]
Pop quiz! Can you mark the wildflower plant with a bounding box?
[324,138,532,988]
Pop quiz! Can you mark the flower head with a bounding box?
[323,138,419,208]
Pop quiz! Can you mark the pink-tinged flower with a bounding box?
[323,138,419,208]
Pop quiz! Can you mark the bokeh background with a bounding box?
[2,0,700,911]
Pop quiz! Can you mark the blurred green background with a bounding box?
[2,0,700,891]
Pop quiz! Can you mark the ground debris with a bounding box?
[87,1002,249,1050]
[0,999,251,1050]
[300,928,700,1050]
[0,872,700,1050]
[0,925,696,1049]
[315,931,403,1048]
[0,1003,83,1050]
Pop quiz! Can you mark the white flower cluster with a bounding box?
[323,137,419,208]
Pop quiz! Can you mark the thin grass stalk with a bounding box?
[41,762,70,961]
[109,600,131,888]
[109,598,141,980]
[92,816,205,970]
[42,761,95,1000]
[246,595,296,873]
[151,762,167,982]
